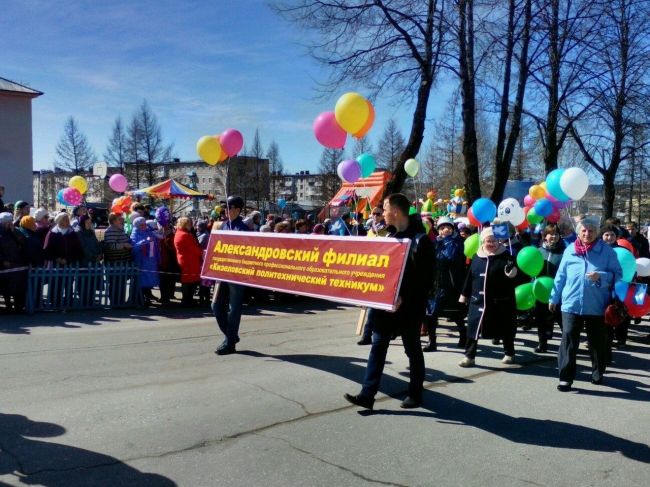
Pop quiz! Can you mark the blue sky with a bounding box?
[2,0,450,174]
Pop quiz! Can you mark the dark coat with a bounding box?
[462,246,518,340]
[17,227,45,267]
[432,233,464,313]
[76,228,102,265]
[43,228,82,265]
[538,240,566,278]
[374,218,435,335]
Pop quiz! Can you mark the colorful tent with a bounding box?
[319,171,392,220]
[133,179,208,199]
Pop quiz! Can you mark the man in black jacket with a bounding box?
[345,193,435,410]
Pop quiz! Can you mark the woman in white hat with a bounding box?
[458,226,519,367]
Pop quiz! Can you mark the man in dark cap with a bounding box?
[212,195,250,355]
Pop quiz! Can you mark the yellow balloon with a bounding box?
[335,92,370,134]
[69,175,88,194]
[454,188,464,197]
[540,181,547,191]
[529,184,545,200]
[197,136,222,165]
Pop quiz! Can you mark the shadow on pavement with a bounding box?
[0,413,175,486]
[240,350,650,464]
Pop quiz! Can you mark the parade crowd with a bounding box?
[2,183,650,404]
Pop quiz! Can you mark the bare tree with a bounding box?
[570,0,650,218]
[267,140,283,202]
[274,0,447,196]
[246,129,269,208]
[104,116,127,173]
[125,116,142,188]
[318,148,343,203]
[376,119,406,172]
[352,137,373,158]
[54,116,96,174]
[136,100,173,186]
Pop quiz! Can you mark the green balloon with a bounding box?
[516,246,544,277]
[409,206,418,215]
[464,233,480,258]
[527,207,544,224]
[532,276,554,304]
[515,283,536,311]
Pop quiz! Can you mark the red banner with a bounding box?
[201,231,412,310]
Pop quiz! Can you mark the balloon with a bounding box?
[471,198,497,223]
[497,198,525,226]
[69,175,88,195]
[334,92,370,134]
[220,129,244,157]
[277,198,286,209]
[533,276,555,304]
[616,239,636,257]
[529,185,545,200]
[155,206,171,227]
[56,189,66,205]
[404,158,419,177]
[559,167,589,200]
[63,187,82,206]
[623,285,650,318]
[545,168,570,201]
[356,153,376,178]
[109,174,128,193]
[313,112,346,149]
[547,207,561,223]
[196,135,223,165]
[337,159,361,183]
[527,207,544,225]
[523,195,535,207]
[464,233,480,258]
[614,280,629,301]
[516,220,529,232]
[111,204,123,214]
[467,208,481,227]
[534,198,553,217]
[422,220,431,234]
[517,246,544,277]
[353,100,375,139]
[515,283,536,311]
[614,247,636,282]
[408,206,417,215]
[636,257,650,277]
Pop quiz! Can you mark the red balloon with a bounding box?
[468,207,481,227]
[617,239,637,258]
[516,220,529,232]
[624,285,650,318]
[547,207,561,223]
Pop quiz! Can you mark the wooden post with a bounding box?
[355,307,367,336]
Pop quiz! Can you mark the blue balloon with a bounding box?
[534,198,553,217]
[277,198,286,209]
[356,153,376,178]
[546,168,570,202]
[614,280,629,302]
[471,198,497,223]
[56,189,66,205]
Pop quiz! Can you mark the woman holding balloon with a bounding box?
[458,226,519,367]
[550,218,622,392]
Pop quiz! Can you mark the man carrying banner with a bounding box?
[212,196,250,355]
[345,193,435,409]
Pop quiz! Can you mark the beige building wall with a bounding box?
[0,94,36,205]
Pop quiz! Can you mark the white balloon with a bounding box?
[559,167,589,200]
[497,198,525,226]
[636,257,650,277]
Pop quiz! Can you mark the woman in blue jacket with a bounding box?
[550,218,622,392]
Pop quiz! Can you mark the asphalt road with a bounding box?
[1,300,649,486]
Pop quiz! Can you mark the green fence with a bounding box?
[26,262,143,313]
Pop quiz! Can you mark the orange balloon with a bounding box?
[353,100,375,139]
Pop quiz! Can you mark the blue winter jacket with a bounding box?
[550,239,622,316]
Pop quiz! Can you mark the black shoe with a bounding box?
[591,378,603,385]
[400,396,421,409]
[422,343,437,352]
[215,342,236,355]
[357,337,372,345]
[534,344,548,353]
[557,382,572,392]
[492,338,501,345]
[344,393,374,410]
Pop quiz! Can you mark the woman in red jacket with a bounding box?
[173,217,202,307]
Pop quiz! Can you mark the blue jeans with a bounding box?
[361,316,424,401]
[212,283,245,346]
[558,312,607,384]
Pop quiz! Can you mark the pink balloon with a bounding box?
[523,195,535,207]
[109,174,128,193]
[313,112,346,149]
[220,129,244,157]
[63,187,82,206]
